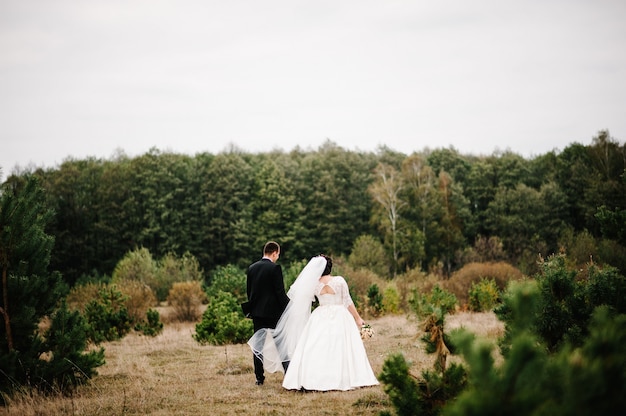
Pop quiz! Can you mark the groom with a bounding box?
[246,241,290,385]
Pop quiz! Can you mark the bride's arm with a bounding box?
[347,303,366,328]
[339,277,365,327]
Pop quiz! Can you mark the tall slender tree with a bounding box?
[0,176,55,352]
[369,163,406,276]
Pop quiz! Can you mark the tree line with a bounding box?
[2,130,625,288]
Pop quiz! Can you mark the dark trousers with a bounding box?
[252,316,280,383]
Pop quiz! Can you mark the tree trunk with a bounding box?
[1,266,13,352]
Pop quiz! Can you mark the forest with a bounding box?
[2,130,625,287]
[1,130,625,413]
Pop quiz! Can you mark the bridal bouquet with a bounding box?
[360,323,374,340]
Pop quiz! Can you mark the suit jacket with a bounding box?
[246,258,290,320]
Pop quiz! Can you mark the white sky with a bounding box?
[1,0,625,176]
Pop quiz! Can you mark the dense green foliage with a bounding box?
[467,278,499,312]
[1,133,623,288]
[83,285,133,344]
[380,255,626,415]
[0,177,104,395]
[496,254,626,354]
[33,302,106,393]
[445,298,626,415]
[193,290,253,345]
[134,308,163,336]
[410,285,458,318]
[194,263,253,345]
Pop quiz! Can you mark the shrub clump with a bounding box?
[382,284,401,314]
[134,308,163,336]
[117,279,158,323]
[193,291,253,345]
[112,248,204,303]
[68,280,162,339]
[83,285,133,344]
[167,280,207,322]
[205,264,246,301]
[445,261,523,308]
[367,284,384,316]
[410,284,457,318]
[467,278,500,312]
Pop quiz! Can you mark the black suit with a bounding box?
[246,257,290,383]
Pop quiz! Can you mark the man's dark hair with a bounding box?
[263,241,280,255]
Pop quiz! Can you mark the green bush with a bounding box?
[205,264,247,302]
[83,285,132,344]
[445,298,626,415]
[410,284,457,318]
[383,284,401,314]
[367,284,383,316]
[348,234,388,277]
[496,254,626,353]
[193,290,253,345]
[378,354,422,416]
[467,278,499,312]
[112,247,158,289]
[134,308,163,337]
[112,248,204,302]
[155,251,204,302]
[283,259,309,291]
[379,277,466,416]
[381,255,626,415]
[34,302,106,393]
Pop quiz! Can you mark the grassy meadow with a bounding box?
[1,311,503,415]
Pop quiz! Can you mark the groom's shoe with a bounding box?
[255,379,264,385]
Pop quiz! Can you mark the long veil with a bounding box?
[247,256,326,373]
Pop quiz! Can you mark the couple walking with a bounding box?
[245,241,379,391]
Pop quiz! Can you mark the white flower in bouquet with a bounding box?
[360,323,374,340]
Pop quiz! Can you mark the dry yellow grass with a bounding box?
[1,312,503,415]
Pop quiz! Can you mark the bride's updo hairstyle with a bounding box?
[320,254,333,276]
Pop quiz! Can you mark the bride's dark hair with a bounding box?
[319,254,333,276]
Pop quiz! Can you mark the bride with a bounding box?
[248,254,379,391]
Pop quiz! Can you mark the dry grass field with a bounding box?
[1,311,503,416]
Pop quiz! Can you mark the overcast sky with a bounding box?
[1,0,625,176]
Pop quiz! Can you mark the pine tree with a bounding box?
[0,176,104,394]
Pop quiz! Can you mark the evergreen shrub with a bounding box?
[496,254,626,353]
[134,308,163,336]
[409,285,457,318]
[467,278,499,312]
[446,287,626,415]
[193,290,253,345]
[33,302,106,393]
[367,284,383,316]
[0,177,105,395]
[205,264,246,302]
[83,285,132,344]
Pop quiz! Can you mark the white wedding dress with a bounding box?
[282,275,379,391]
